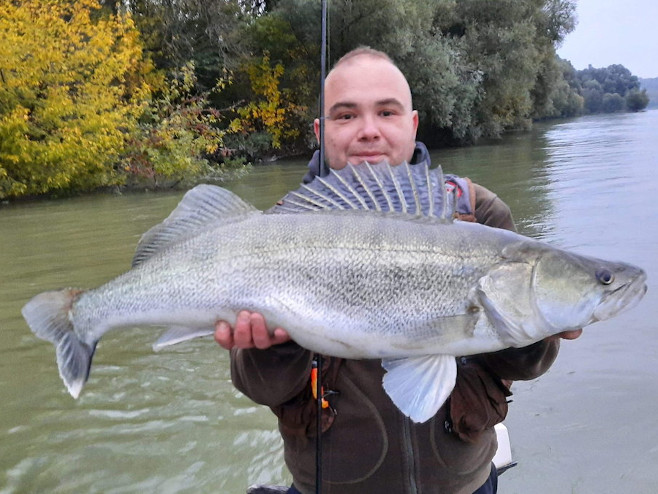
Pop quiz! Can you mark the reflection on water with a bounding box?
[1,111,657,493]
[500,112,658,494]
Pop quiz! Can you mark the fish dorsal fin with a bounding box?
[273,161,451,220]
[132,184,259,267]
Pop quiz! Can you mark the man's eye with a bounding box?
[380,110,395,117]
[336,113,354,120]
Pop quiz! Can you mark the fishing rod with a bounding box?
[318,0,328,178]
[315,0,328,492]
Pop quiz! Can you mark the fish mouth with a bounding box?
[594,271,647,321]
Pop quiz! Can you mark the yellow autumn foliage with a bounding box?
[231,54,305,149]
[0,0,155,199]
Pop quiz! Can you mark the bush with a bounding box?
[601,93,624,113]
[626,89,649,112]
[121,63,240,188]
[0,0,153,199]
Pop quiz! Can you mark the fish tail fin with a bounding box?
[21,289,95,398]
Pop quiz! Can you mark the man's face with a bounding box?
[314,56,419,170]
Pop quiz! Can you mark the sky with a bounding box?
[557,0,658,79]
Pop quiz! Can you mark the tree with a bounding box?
[121,63,240,187]
[575,64,645,114]
[232,0,581,148]
[0,0,153,199]
[541,0,577,44]
[581,79,603,113]
[531,56,583,119]
[228,54,306,154]
[625,88,649,112]
[601,92,624,113]
[446,0,546,136]
[550,58,584,117]
[118,0,251,89]
[225,9,319,157]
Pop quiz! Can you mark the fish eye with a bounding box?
[596,269,614,285]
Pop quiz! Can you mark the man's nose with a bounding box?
[356,115,381,140]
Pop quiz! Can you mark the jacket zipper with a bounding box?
[402,416,419,494]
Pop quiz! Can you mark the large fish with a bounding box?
[22,162,647,422]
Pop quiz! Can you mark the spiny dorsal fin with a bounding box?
[132,184,259,267]
[271,161,452,220]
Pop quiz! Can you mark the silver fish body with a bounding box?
[22,163,647,422]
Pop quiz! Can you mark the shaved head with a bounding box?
[315,48,418,169]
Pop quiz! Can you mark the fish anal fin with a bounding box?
[382,354,456,423]
[152,326,215,351]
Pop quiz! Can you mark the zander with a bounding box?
[22,162,647,422]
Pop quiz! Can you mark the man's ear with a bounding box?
[412,110,419,135]
[313,118,321,143]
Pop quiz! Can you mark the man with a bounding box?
[215,47,581,493]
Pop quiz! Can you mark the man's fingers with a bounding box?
[215,311,292,350]
[271,327,292,345]
[214,320,234,350]
[233,310,255,348]
[560,329,583,340]
[250,312,272,349]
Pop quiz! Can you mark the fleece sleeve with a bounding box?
[230,342,314,407]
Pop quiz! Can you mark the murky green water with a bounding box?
[2,110,657,493]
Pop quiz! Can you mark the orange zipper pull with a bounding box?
[311,361,329,409]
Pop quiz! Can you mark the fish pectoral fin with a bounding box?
[381,354,456,423]
[152,326,215,352]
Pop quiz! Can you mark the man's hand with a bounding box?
[214,310,291,350]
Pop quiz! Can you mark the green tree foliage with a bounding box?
[116,0,250,88]
[575,64,648,113]
[122,63,243,188]
[601,92,625,113]
[530,0,580,120]
[224,11,317,157]
[540,0,577,44]
[239,0,581,146]
[639,78,657,109]
[532,56,584,119]
[442,0,545,137]
[626,88,650,112]
[0,0,152,199]
[113,0,312,158]
[91,0,587,154]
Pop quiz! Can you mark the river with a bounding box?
[1,110,657,493]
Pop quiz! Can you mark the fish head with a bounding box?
[532,248,647,330]
[476,241,647,347]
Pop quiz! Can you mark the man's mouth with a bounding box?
[350,152,386,163]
